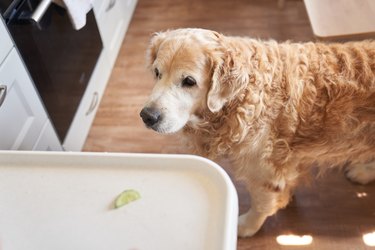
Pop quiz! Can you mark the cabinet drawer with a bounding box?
[0,17,13,65]
[0,49,47,150]
[96,0,127,48]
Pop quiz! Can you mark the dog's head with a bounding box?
[140,28,248,133]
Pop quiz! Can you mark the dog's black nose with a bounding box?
[140,107,161,127]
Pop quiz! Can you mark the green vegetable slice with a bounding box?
[114,189,141,208]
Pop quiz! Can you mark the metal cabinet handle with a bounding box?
[31,0,52,23]
[106,0,117,12]
[0,85,7,108]
[86,91,99,116]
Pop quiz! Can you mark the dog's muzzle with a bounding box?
[140,107,162,128]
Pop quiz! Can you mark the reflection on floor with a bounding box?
[234,167,375,250]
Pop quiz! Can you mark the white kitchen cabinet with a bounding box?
[0,1,137,151]
[0,49,61,151]
[93,0,137,68]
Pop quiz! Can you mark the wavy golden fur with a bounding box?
[142,28,375,237]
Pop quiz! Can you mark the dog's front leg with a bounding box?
[238,180,292,237]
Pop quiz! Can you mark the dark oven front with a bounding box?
[0,0,103,143]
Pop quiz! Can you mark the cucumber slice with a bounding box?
[114,189,141,209]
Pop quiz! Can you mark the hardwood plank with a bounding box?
[84,0,375,249]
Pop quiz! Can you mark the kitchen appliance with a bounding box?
[0,0,103,143]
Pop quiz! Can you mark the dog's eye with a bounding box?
[182,76,196,87]
[154,68,161,79]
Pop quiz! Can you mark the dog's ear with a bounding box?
[206,55,227,112]
[146,31,167,67]
[207,50,249,113]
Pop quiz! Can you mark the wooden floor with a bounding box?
[84,0,375,249]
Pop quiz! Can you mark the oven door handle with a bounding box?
[31,0,52,23]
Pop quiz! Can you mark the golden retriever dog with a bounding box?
[140,28,375,237]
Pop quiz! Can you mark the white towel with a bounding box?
[53,0,93,30]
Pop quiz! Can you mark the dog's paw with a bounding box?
[346,163,375,185]
[237,210,266,238]
[238,215,260,237]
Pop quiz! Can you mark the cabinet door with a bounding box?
[0,49,47,150]
[94,0,137,67]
